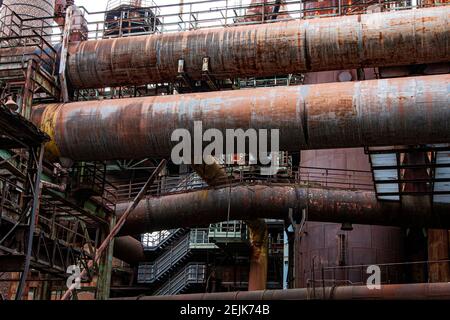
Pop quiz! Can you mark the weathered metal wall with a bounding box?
[66,6,449,89]
[32,74,450,161]
[296,148,404,288]
[114,185,450,236]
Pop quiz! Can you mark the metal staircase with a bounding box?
[138,229,217,284]
[154,263,207,296]
[138,233,192,284]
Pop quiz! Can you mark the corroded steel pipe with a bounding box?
[66,6,449,89]
[112,282,450,300]
[32,75,450,161]
[113,236,145,265]
[115,185,450,236]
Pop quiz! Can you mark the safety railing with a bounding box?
[138,229,215,283]
[138,233,192,283]
[75,0,445,41]
[141,229,186,251]
[305,259,450,295]
[154,263,207,296]
[37,214,96,253]
[114,165,375,202]
[70,163,118,213]
[0,5,60,80]
[0,5,53,45]
[209,221,248,243]
[106,0,160,12]
[0,175,23,216]
[297,166,374,191]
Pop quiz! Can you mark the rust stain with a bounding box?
[65,7,449,89]
[32,74,450,161]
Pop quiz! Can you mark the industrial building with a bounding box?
[0,0,449,301]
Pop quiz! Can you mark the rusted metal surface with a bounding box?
[296,148,404,288]
[113,236,145,265]
[400,151,445,282]
[246,219,269,291]
[428,230,450,282]
[61,160,166,300]
[33,74,450,161]
[115,184,450,236]
[66,6,449,89]
[191,158,229,187]
[112,282,450,300]
[236,0,291,22]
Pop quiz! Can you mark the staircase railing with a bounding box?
[142,228,185,251]
[138,233,191,283]
[154,263,207,296]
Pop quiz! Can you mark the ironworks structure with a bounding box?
[0,0,449,300]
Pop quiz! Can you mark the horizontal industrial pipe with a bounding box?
[115,185,450,236]
[66,7,449,89]
[112,283,450,300]
[113,236,145,265]
[32,74,450,161]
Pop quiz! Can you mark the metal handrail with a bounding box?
[114,166,374,202]
[154,263,207,296]
[142,229,184,251]
[75,0,444,40]
[140,233,191,283]
[138,229,213,283]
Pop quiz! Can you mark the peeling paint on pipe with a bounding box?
[111,282,450,300]
[115,185,450,236]
[66,7,450,89]
[32,75,450,161]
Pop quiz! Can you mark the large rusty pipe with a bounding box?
[112,282,450,300]
[116,185,450,236]
[32,74,450,161]
[66,7,449,89]
[113,236,145,265]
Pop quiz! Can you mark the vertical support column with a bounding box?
[402,152,431,283]
[21,61,34,119]
[246,219,268,291]
[95,214,116,300]
[15,146,45,300]
[402,151,450,282]
[428,229,450,282]
[59,5,74,103]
